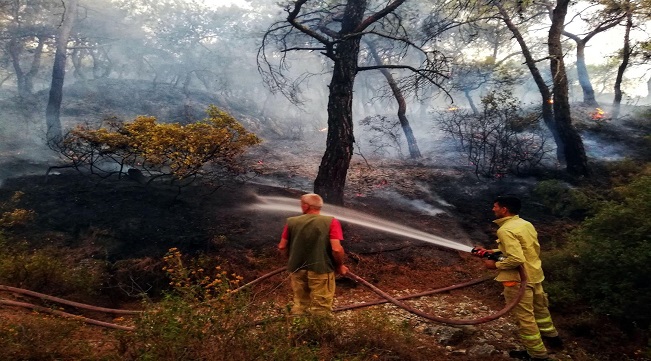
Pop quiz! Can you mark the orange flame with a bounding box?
[591,108,605,120]
[447,106,459,111]
[548,99,554,104]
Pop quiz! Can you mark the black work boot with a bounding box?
[543,335,564,350]
[509,350,550,360]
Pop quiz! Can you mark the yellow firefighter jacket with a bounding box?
[492,215,545,283]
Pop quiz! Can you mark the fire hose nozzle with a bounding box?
[471,247,505,262]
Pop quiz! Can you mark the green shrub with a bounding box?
[534,179,594,219]
[540,248,583,307]
[0,314,96,360]
[119,250,439,361]
[0,242,106,298]
[0,191,35,228]
[568,173,651,326]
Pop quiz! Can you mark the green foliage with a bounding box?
[0,314,96,361]
[0,193,104,296]
[118,250,437,361]
[547,171,651,327]
[0,191,35,229]
[56,105,261,187]
[533,180,594,219]
[0,243,106,297]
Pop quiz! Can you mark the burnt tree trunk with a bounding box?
[549,0,589,176]
[9,36,45,98]
[314,1,367,205]
[366,40,421,159]
[464,89,479,115]
[45,0,78,143]
[496,3,565,164]
[560,12,623,107]
[574,42,598,106]
[613,7,633,120]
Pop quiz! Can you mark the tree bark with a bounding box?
[612,6,633,120]
[549,0,589,176]
[365,40,421,159]
[574,41,598,106]
[560,12,623,107]
[495,3,565,164]
[46,0,78,143]
[463,89,479,115]
[9,36,45,98]
[314,1,367,205]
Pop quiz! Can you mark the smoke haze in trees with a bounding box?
[0,0,648,183]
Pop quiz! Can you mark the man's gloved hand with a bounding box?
[470,246,488,257]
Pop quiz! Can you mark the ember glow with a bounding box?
[447,106,459,111]
[591,108,605,120]
[252,195,473,252]
[319,127,327,132]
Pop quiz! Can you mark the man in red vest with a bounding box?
[278,193,348,315]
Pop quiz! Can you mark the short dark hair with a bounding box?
[494,195,521,214]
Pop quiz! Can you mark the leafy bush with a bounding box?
[571,173,651,325]
[0,191,35,228]
[0,242,106,298]
[0,193,105,296]
[55,105,261,187]
[119,249,437,361]
[437,90,552,178]
[533,180,594,219]
[546,170,651,328]
[0,314,97,361]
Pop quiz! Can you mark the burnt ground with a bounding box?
[0,149,647,360]
[0,87,649,360]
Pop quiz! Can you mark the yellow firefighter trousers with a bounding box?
[289,270,335,315]
[503,282,559,359]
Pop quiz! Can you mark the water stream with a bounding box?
[252,195,474,253]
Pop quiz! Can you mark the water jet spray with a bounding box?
[252,195,474,253]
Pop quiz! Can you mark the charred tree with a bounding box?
[613,4,633,120]
[495,2,565,164]
[548,0,589,176]
[259,0,447,204]
[365,40,421,159]
[558,6,624,107]
[8,36,46,98]
[45,0,78,143]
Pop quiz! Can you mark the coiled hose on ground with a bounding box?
[0,266,526,330]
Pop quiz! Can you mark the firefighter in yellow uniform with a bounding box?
[474,196,563,361]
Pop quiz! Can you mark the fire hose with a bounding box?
[0,285,139,331]
[0,265,526,330]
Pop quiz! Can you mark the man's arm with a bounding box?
[278,224,289,258]
[278,237,289,258]
[494,229,525,270]
[329,238,348,275]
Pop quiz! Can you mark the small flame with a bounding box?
[548,99,554,104]
[591,108,605,121]
[447,106,459,111]
[319,127,327,132]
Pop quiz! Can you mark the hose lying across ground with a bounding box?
[0,266,526,330]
